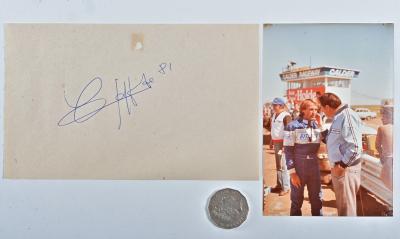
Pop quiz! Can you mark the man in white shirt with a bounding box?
[270,97,292,196]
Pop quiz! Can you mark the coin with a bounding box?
[207,188,249,229]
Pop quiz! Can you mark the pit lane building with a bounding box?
[279,66,360,105]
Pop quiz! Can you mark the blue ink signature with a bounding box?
[58,62,172,129]
[58,73,155,129]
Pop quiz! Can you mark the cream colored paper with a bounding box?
[4,24,259,180]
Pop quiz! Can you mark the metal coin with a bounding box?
[207,188,249,229]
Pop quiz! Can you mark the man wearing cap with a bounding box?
[269,97,292,196]
[318,93,363,216]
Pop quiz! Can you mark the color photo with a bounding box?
[262,24,394,216]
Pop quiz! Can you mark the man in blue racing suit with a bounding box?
[283,99,323,216]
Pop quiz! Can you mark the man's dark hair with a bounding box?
[318,93,342,109]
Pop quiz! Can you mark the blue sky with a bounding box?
[262,24,394,105]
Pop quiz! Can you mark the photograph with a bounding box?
[262,24,394,216]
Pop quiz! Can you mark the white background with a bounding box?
[0,0,399,238]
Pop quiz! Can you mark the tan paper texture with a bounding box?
[4,24,259,180]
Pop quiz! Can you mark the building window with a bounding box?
[304,78,325,88]
[287,81,303,89]
[327,79,350,88]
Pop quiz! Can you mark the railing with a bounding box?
[360,153,393,207]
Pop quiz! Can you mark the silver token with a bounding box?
[207,188,249,229]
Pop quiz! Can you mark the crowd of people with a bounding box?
[263,92,393,216]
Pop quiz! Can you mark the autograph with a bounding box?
[58,63,172,129]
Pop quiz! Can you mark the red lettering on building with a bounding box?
[287,86,325,104]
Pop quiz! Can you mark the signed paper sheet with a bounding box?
[4,24,259,180]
